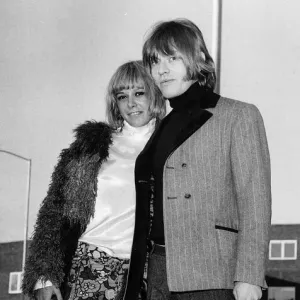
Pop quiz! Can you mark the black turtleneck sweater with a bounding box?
[150,82,209,245]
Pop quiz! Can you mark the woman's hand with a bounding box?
[35,286,62,300]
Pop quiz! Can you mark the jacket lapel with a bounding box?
[168,90,220,156]
[172,108,212,150]
[138,118,163,157]
[140,90,219,162]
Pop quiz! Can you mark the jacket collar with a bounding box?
[138,83,220,161]
[168,81,218,111]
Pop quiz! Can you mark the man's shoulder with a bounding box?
[217,96,255,109]
[212,96,264,127]
[214,96,260,116]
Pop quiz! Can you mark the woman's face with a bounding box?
[116,85,153,128]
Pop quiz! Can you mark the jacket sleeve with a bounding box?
[230,104,272,288]
[21,148,73,297]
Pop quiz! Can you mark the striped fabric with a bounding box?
[162,97,271,291]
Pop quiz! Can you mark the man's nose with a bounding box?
[158,60,169,75]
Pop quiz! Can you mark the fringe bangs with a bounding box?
[111,65,145,95]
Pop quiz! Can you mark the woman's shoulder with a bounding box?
[67,120,113,157]
[74,120,112,136]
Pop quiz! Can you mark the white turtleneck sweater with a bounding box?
[79,119,155,258]
[35,119,155,289]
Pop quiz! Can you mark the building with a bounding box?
[0,241,23,300]
[265,224,300,300]
[1,224,299,299]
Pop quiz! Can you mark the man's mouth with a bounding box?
[160,79,174,85]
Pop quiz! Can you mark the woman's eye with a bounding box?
[135,91,145,97]
[169,56,177,62]
[117,95,127,101]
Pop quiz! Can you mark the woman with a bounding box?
[22,60,165,300]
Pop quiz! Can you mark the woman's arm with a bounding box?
[22,149,72,298]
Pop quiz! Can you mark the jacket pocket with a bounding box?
[215,225,238,233]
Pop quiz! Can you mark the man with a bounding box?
[125,18,271,300]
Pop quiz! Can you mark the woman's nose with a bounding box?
[127,95,137,107]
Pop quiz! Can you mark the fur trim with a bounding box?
[62,121,113,225]
[22,121,113,298]
[71,120,112,158]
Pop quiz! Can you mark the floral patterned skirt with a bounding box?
[65,242,129,300]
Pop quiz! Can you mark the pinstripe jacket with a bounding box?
[125,87,271,299]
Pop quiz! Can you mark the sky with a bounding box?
[1,0,300,243]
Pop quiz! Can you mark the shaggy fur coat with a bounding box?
[22,121,113,298]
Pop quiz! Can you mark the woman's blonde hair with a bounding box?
[106,60,166,129]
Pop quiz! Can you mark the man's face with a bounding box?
[150,51,196,99]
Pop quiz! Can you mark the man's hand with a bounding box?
[233,282,262,300]
[35,286,62,300]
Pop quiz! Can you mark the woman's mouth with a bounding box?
[128,111,142,116]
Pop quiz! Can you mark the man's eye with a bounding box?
[151,57,159,65]
[169,56,177,62]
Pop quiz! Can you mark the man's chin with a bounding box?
[161,89,176,99]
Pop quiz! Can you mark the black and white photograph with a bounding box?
[0,1,299,300]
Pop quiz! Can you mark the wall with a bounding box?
[0,0,212,243]
[220,0,300,224]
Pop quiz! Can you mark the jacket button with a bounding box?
[184,193,191,199]
[138,180,148,184]
[182,163,187,168]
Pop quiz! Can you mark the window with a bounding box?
[8,272,23,294]
[269,240,297,260]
